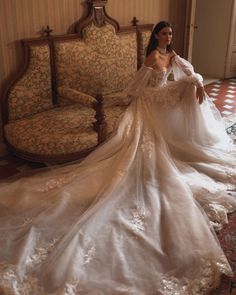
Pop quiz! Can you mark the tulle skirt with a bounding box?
[0,79,235,294]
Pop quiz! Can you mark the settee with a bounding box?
[1,0,153,163]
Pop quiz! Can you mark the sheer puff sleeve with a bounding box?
[124,65,152,98]
[172,55,204,88]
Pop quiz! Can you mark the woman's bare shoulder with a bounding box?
[145,50,159,68]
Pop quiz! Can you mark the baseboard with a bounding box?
[0,142,8,157]
[203,76,219,86]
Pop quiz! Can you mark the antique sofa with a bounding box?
[1,0,152,163]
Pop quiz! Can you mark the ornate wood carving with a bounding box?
[75,0,119,37]
[42,25,53,37]
[131,16,139,27]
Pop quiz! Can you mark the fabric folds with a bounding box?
[0,55,235,295]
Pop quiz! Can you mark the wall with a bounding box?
[0,0,187,90]
[192,0,233,78]
[225,0,236,78]
[0,0,187,152]
[0,0,83,90]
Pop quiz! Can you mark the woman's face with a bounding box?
[155,27,172,47]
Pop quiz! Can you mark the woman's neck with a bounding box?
[156,46,167,55]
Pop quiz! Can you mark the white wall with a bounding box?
[192,0,233,78]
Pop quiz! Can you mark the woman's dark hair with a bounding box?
[146,21,173,57]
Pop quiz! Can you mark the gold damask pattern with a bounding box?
[5,106,97,155]
[102,91,131,137]
[138,30,151,67]
[104,105,127,137]
[57,86,97,107]
[55,24,137,97]
[8,44,53,121]
[103,91,131,108]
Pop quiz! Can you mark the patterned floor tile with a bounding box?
[225,99,234,104]
[205,78,236,117]
[224,105,234,109]
[222,110,234,116]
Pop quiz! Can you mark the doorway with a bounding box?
[184,0,236,79]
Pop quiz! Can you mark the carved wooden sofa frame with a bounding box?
[1,0,153,163]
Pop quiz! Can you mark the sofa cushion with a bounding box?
[103,91,131,108]
[5,105,97,156]
[8,44,53,121]
[57,86,96,107]
[55,24,137,97]
[104,105,128,137]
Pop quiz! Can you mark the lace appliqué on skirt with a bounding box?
[0,255,232,295]
[193,187,236,230]
[160,256,232,295]
[141,128,155,158]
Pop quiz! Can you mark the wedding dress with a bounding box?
[0,55,236,295]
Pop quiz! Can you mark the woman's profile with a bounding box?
[0,21,235,294]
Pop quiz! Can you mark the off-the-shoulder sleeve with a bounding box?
[172,55,203,87]
[124,65,153,98]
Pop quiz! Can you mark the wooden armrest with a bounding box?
[57,86,97,108]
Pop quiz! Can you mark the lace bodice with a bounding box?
[125,55,204,98]
[147,67,172,87]
[124,64,172,98]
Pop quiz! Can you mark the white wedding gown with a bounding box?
[0,56,236,295]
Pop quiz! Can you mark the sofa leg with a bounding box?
[0,142,8,157]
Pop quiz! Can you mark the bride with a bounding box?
[0,21,235,294]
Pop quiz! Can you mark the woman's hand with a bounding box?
[196,86,205,104]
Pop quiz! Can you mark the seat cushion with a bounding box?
[104,105,128,137]
[5,105,97,156]
[103,91,131,108]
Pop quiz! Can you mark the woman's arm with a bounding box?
[171,54,205,104]
[124,65,152,98]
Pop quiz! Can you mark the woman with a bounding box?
[0,21,235,294]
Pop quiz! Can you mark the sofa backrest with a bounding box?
[2,0,153,125]
[55,23,137,96]
[7,43,54,121]
[137,28,152,68]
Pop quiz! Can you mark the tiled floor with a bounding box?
[204,77,236,116]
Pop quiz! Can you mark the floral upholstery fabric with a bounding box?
[104,105,128,138]
[54,24,137,97]
[138,30,151,67]
[5,23,143,159]
[57,86,97,108]
[5,105,97,155]
[103,91,131,108]
[8,44,53,121]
